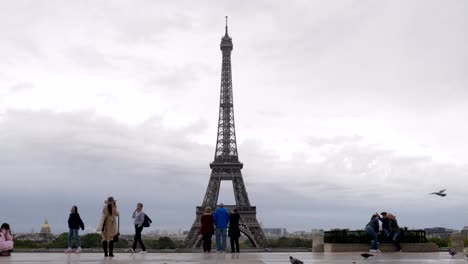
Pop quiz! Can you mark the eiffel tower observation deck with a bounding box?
[183,17,269,248]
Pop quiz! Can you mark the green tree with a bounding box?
[47,232,69,248]
[158,236,175,249]
[80,233,101,248]
[14,240,41,249]
[427,237,448,248]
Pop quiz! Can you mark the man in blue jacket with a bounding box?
[213,203,230,252]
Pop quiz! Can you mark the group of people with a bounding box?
[64,196,150,257]
[365,211,401,252]
[200,203,241,253]
[3,202,403,257]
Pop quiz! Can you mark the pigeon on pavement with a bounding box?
[361,253,373,259]
[289,256,304,264]
[448,248,456,256]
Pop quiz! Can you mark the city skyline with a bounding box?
[0,1,467,234]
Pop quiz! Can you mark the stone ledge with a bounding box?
[324,243,439,252]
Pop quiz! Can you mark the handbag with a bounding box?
[113,216,120,242]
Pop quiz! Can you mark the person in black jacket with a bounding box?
[228,208,241,253]
[66,206,85,254]
[379,212,391,242]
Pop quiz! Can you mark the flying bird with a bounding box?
[289,256,304,264]
[361,253,373,259]
[430,189,447,197]
[448,248,456,256]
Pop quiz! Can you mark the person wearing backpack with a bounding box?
[131,202,147,254]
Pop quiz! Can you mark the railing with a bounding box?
[324,229,426,243]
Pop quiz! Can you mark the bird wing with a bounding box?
[439,189,446,193]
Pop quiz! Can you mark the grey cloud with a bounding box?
[0,110,467,233]
[143,64,215,92]
[9,82,34,93]
[307,134,364,147]
[0,0,467,233]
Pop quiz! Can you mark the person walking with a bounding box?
[131,202,147,254]
[97,196,119,257]
[388,213,401,251]
[200,207,214,253]
[0,223,14,255]
[213,203,230,253]
[228,208,241,253]
[65,206,85,254]
[365,213,381,252]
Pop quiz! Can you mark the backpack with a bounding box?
[143,214,152,228]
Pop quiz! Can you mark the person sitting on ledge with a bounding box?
[378,212,391,242]
[0,223,14,256]
[365,213,381,253]
[388,213,401,252]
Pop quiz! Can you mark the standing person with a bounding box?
[228,208,241,253]
[97,196,119,257]
[65,206,85,254]
[388,213,401,251]
[131,202,147,254]
[0,223,14,255]
[200,207,214,253]
[378,212,391,242]
[365,213,381,253]
[213,203,230,253]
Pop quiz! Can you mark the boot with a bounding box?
[109,241,115,257]
[102,241,108,257]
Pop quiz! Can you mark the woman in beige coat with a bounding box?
[97,196,119,257]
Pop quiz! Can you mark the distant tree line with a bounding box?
[426,237,468,248]
[15,233,182,249]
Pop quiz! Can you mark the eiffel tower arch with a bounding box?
[183,17,269,248]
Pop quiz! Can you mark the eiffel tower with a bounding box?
[183,17,269,248]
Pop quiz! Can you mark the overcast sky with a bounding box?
[0,0,467,234]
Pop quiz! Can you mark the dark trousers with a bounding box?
[202,235,212,252]
[230,237,240,253]
[132,225,146,251]
[393,231,401,251]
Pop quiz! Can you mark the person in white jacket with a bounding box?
[131,203,147,254]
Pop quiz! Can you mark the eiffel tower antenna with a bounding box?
[225,16,228,35]
[183,17,269,248]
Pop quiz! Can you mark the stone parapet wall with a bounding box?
[324,243,439,252]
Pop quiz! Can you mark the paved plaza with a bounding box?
[0,252,467,264]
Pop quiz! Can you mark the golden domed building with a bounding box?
[39,219,52,238]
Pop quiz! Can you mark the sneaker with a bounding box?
[129,248,135,255]
[375,249,382,253]
[139,251,147,254]
[65,247,72,253]
[75,247,82,254]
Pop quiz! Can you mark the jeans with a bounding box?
[132,225,146,251]
[68,229,81,248]
[202,235,212,252]
[393,231,401,251]
[215,228,227,251]
[365,226,378,250]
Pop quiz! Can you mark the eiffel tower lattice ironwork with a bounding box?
[183,17,269,248]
